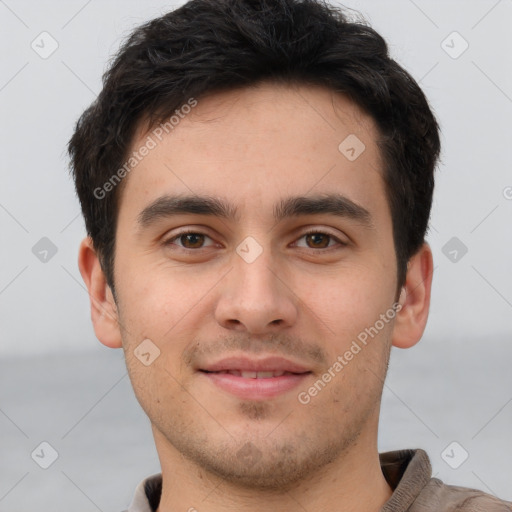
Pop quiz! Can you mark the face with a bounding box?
[111,82,400,489]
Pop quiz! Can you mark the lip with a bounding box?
[200,371,311,400]
[199,355,311,373]
[198,355,312,401]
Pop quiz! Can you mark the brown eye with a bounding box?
[305,232,331,249]
[295,230,346,251]
[165,232,214,250]
[179,233,205,248]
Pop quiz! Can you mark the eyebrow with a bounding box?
[137,193,374,229]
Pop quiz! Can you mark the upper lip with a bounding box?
[200,355,311,373]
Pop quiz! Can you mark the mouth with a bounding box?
[200,369,309,378]
[198,358,313,400]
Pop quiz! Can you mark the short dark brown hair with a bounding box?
[68,0,441,297]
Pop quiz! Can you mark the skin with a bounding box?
[79,82,433,512]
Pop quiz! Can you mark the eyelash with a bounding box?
[163,229,347,252]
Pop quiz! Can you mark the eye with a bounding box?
[294,229,347,250]
[163,228,347,252]
[164,231,216,250]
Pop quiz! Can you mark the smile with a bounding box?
[199,370,312,400]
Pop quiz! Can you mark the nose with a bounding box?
[214,245,298,334]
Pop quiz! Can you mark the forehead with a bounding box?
[118,82,387,225]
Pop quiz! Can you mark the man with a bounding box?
[68,0,511,510]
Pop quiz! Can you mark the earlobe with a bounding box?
[78,237,123,349]
[391,242,434,349]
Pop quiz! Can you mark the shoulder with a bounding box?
[416,478,512,511]
[379,449,511,511]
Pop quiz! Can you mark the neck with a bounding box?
[154,422,393,512]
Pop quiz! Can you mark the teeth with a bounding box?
[225,370,287,378]
[208,370,296,378]
[256,371,282,378]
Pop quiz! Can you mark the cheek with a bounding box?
[116,261,210,340]
[294,263,395,345]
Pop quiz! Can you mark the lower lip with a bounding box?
[200,371,311,400]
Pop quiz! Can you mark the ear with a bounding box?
[391,242,434,349]
[78,237,123,349]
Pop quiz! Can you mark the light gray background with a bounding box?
[0,0,511,510]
